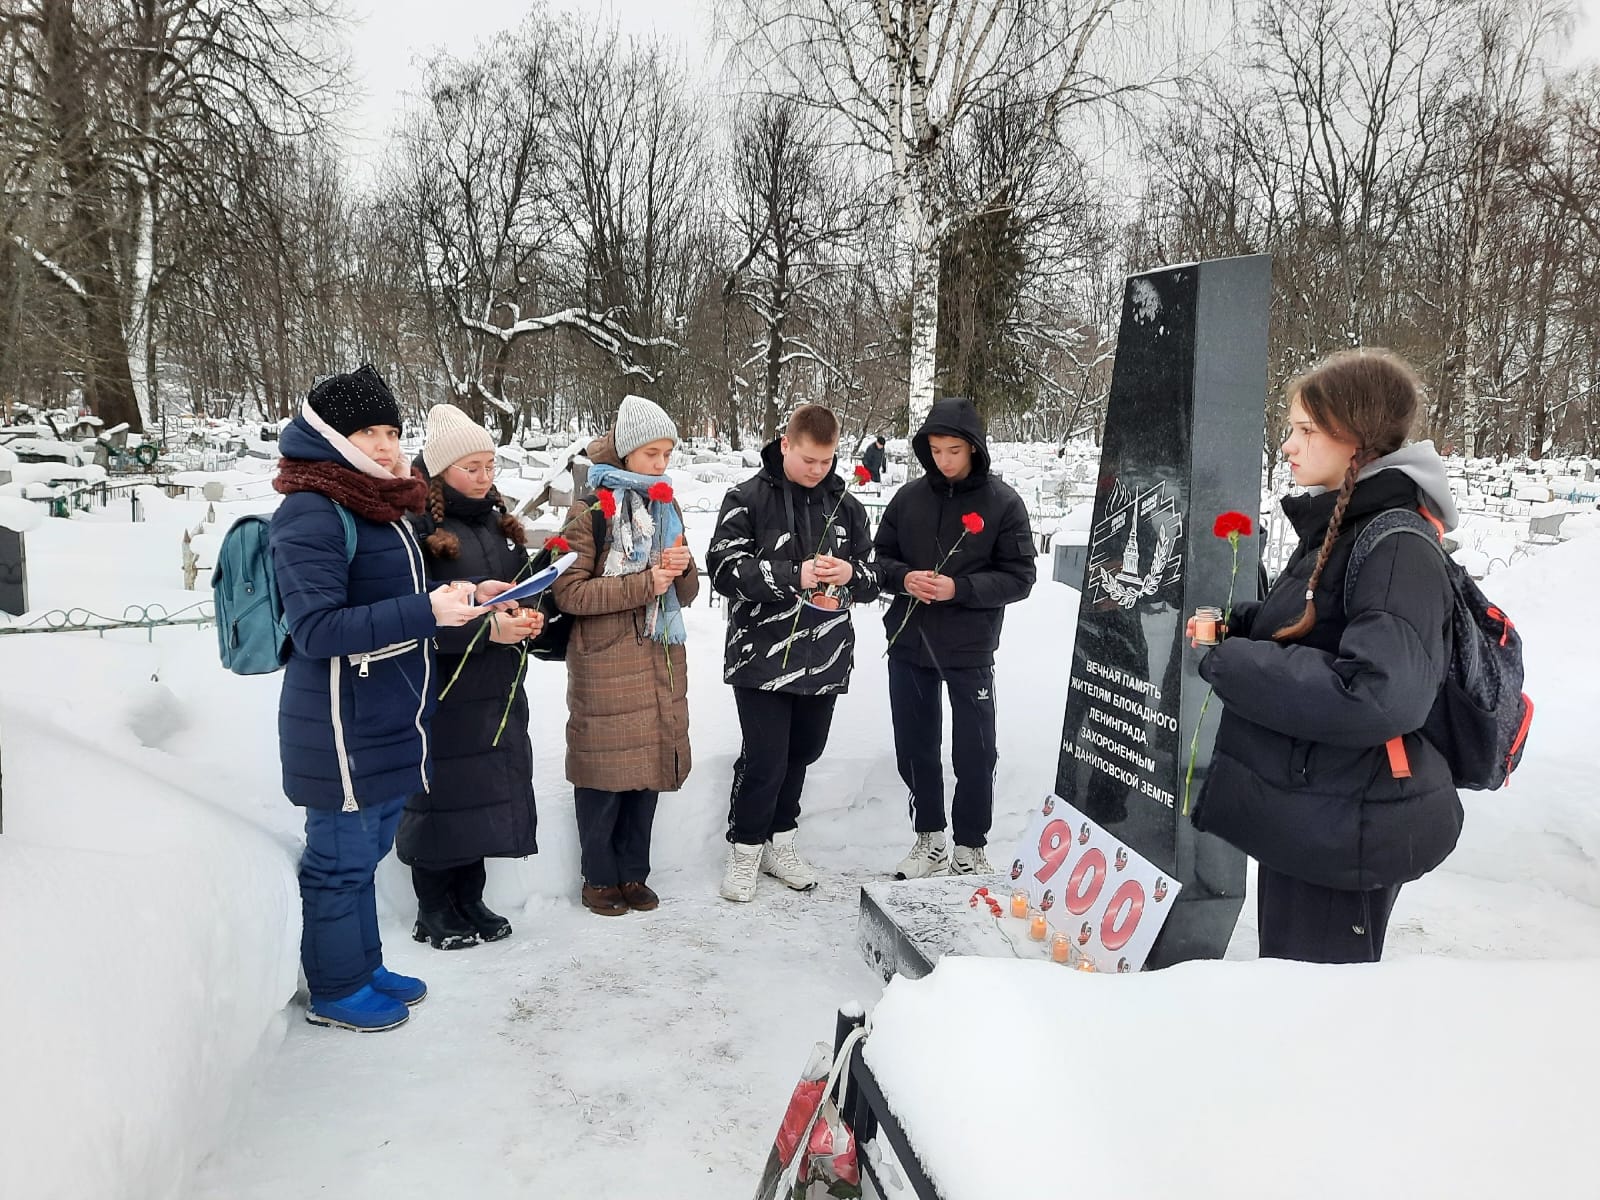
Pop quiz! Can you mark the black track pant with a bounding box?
[726,687,837,846]
[888,659,997,848]
[1256,864,1401,963]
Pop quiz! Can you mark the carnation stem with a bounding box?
[884,532,967,654]
[491,643,530,747]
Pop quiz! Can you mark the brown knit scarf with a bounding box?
[274,458,429,523]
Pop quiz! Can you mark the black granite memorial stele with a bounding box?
[1053,254,1269,967]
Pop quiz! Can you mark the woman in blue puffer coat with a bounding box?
[270,366,505,1032]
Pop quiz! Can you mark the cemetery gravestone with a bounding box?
[1053,254,1269,968]
[0,526,25,617]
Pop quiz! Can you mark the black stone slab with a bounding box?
[1053,255,1269,967]
[0,527,26,617]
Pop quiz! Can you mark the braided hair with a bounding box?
[1271,348,1421,642]
[421,476,527,559]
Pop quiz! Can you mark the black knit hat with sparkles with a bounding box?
[307,365,402,438]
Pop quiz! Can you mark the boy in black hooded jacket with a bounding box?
[874,397,1036,877]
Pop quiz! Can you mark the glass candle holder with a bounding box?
[1076,956,1098,973]
[1029,912,1049,941]
[1050,931,1071,964]
[1192,605,1223,645]
[1009,889,1030,919]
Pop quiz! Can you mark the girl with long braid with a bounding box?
[399,405,544,951]
[1188,349,1465,963]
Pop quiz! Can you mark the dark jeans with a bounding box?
[299,794,406,1003]
[727,688,838,845]
[411,859,487,912]
[887,659,997,847]
[574,787,658,887]
[1256,864,1401,963]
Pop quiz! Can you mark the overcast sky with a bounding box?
[340,0,1600,173]
[341,0,715,173]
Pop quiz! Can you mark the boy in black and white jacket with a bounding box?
[706,404,880,901]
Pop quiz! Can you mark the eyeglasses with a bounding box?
[450,463,497,479]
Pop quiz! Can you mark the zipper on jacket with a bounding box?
[328,654,358,810]
[395,520,433,793]
[349,639,417,677]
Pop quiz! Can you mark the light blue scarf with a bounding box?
[587,462,687,644]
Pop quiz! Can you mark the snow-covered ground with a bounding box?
[0,454,1596,1199]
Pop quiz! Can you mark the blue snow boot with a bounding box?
[370,965,428,1006]
[305,984,410,1032]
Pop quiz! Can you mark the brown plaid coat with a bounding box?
[551,433,697,793]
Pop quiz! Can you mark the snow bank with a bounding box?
[866,955,1594,1199]
[0,513,301,1200]
[0,495,42,532]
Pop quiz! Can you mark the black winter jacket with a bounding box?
[397,483,538,868]
[707,439,881,694]
[874,397,1036,670]
[1191,467,1464,891]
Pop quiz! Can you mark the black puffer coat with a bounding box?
[397,482,537,869]
[707,439,881,694]
[1191,466,1464,891]
[873,397,1036,670]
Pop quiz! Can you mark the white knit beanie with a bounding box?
[613,394,679,460]
[422,404,497,477]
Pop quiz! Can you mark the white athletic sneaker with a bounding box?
[762,829,819,891]
[720,841,762,902]
[893,831,948,880]
[950,844,993,875]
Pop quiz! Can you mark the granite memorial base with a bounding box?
[858,877,1080,982]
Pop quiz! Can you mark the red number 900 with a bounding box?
[1064,848,1107,915]
[1099,879,1145,951]
[1035,819,1072,884]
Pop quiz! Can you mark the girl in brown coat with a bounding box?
[552,395,698,916]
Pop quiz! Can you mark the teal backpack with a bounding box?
[213,504,356,674]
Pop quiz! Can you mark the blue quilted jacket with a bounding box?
[271,414,438,810]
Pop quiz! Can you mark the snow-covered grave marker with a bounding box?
[0,495,39,616]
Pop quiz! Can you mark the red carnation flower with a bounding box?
[596,488,617,519]
[961,512,985,535]
[544,534,571,554]
[648,481,675,504]
[1212,511,1253,539]
[854,464,872,485]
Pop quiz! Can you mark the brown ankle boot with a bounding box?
[619,881,659,912]
[581,883,628,916]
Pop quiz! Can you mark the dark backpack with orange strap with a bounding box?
[1345,508,1532,790]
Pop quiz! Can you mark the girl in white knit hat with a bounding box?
[398,403,544,950]
[551,394,697,916]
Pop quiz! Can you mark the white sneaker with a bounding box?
[762,829,819,891]
[720,842,762,902]
[893,831,948,880]
[951,844,993,875]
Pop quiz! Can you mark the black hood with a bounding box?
[912,397,991,483]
